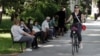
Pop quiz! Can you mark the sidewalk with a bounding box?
[18,19,100,56]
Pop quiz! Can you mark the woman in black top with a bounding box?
[27,18,33,33]
[27,19,40,49]
[66,5,84,48]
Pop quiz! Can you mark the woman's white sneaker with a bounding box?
[79,43,83,49]
[25,48,32,51]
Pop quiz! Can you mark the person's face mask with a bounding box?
[30,20,33,24]
[63,8,66,11]
[35,22,38,26]
[21,21,24,24]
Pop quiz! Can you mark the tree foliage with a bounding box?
[0,0,70,23]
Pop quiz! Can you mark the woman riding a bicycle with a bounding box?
[66,5,84,48]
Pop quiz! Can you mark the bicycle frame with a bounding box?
[72,28,79,56]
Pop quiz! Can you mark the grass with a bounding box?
[0,15,24,54]
[0,15,12,33]
[0,33,23,54]
[0,15,70,54]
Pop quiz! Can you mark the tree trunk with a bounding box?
[97,0,100,16]
[0,12,2,24]
[91,0,97,16]
[0,5,3,24]
[75,0,80,5]
[70,0,75,12]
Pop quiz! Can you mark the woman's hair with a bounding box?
[27,18,32,24]
[74,5,81,12]
[20,18,24,22]
[13,19,20,25]
[27,18,33,32]
[33,20,38,25]
[74,5,79,8]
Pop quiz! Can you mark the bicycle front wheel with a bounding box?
[75,38,79,53]
[72,38,75,56]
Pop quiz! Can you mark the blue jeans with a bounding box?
[70,23,82,42]
[19,36,33,48]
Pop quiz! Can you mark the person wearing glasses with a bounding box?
[66,5,84,49]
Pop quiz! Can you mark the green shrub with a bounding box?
[20,1,60,23]
[0,15,12,33]
[66,7,71,19]
[41,3,59,17]
[32,8,45,24]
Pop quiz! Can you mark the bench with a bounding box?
[10,32,24,52]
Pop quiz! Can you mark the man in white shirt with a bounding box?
[11,19,34,51]
[42,16,50,42]
[42,17,50,32]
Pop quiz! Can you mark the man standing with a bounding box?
[56,7,66,36]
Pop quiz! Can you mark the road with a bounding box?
[18,19,100,56]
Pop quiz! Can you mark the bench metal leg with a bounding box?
[20,43,23,52]
[11,43,14,48]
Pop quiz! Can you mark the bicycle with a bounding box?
[71,26,79,56]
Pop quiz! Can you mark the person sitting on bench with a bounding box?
[11,19,34,51]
